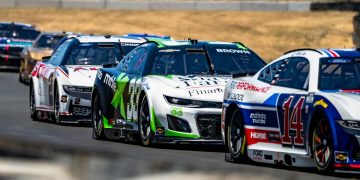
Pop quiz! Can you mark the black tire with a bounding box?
[92,93,105,140]
[30,84,38,121]
[19,72,23,83]
[53,87,62,124]
[312,116,334,174]
[138,95,153,146]
[227,108,248,163]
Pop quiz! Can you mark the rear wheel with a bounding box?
[92,94,105,140]
[138,96,153,146]
[312,116,334,174]
[227,108,247,162]
[30,84,38,121]
[53,87,62,124]
[19,71,23,83]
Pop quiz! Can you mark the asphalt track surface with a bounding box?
[0,71,357,179]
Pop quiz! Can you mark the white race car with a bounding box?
[91,40,265,146]
[222,48,360,173]
[30,35,147,124]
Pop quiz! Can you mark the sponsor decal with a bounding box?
[121,43,140,47]
[268,132,281,143]
[313,99,328,108]
[250,132,267,140]
[216,49,251,54]
[188,87,223,96]
[103,73,116,92]
[227,93,244,101]
[245,127,281,145]
[178,75,229,88]
[306,92,314,103]
[292,52,306,56]
[250,113,266,125]
[335,151,348,163]
[96,70,103,80]
[170,107,183,117]
[233,82,271,93]
[281,96,305,146]
[143,83,150,90]
[252,150,264,161]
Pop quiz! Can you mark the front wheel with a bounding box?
[138,96,153,146]
[30,84,38,121]
[53,87,62,124]
[312,116,334,174]
[227,108,248,163]
[92,93,105,140]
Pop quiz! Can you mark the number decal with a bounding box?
[281,96,305,146]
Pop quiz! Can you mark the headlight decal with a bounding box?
[164,95,222,108]
[337,120,360,130]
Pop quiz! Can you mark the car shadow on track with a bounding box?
[225,154,360,179]
[34,118,92,128]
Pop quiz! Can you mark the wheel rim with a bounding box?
[228,111,244,155]
[93,96,103,134]
[140,97,151,141]
[30,87,35,113]
[313,119,332,167]
[54,90,60,119]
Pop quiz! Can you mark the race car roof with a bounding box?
[76,35,146,43]
[0,21,36,28]
[319,49,360,58]
[152,40,246,49]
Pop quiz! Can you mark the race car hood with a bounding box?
[147,75,231,102]
[0,37,33,47]
[29,47,53,61]
[322,91,360,121]
[65,65,101,87]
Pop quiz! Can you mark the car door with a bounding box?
[114,46,151,122]
[271,57,310,149]
[38,39,72,108]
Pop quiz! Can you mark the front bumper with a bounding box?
[333,123,360,170]
[0,54,22,70]
[153,136,223,145]
[58,90,92,122]
[153,104,223,142]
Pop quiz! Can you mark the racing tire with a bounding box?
[227,108,248,163]
[92,93,105,140]
[30,84,38,121]
[53,87,63,125]
[312,116,334,174]
[138,95,153,146]
[19,72,23,83]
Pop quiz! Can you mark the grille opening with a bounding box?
[353,147,360,161]
[71,105,91,116]
[167,115,191,133]
[196,114,221,139]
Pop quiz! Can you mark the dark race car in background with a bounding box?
[0,22,40,70]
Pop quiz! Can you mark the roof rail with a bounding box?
[284,48,322,55]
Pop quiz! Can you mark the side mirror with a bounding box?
[42,56,51,61]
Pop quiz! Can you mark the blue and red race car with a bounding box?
[222,48,360,173]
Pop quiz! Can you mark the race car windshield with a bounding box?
[319,58,360,90]
[34,34,65,49]
[65,43,121,65]
[0,24,40,40]
[207,47,265,75]
[151,48,211,75]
